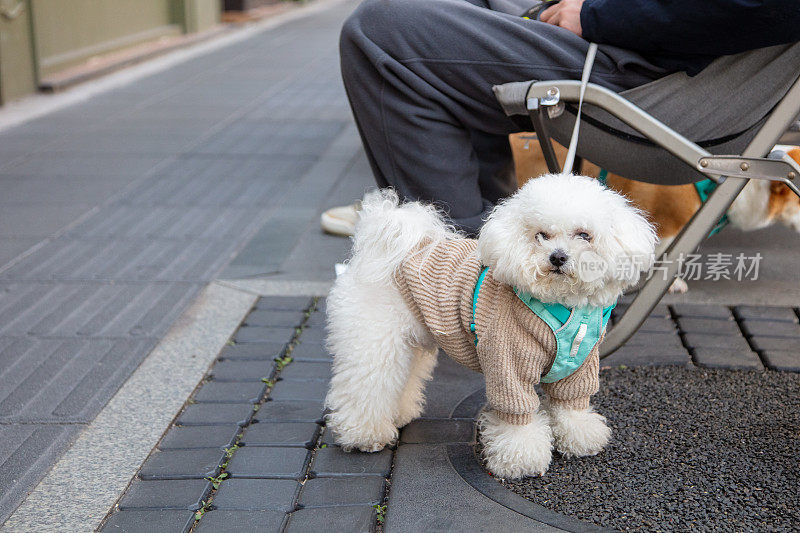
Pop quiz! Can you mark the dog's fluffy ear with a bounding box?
[476,203,524,287]
[600,200,657,286]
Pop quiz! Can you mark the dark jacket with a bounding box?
[581,0,800,75]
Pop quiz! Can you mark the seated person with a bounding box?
[321,0,800,237]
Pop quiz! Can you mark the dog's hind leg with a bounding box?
[655,236,689,293]
[324,279,421,452]
[324,188,456,451]
[325,329,416,452]
[393,346,438,428]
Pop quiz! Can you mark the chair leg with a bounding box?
[528,105,562,174]
[600,176,748,357]
[602,74,800,356]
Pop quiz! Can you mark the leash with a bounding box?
[563,42,599,174]
[519,2,598,176]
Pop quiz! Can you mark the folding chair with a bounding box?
[493,42,800,356]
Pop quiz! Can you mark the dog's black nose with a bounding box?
[549,250,568,267]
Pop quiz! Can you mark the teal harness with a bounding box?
[470,267,614,383]
[693,179,729,236]
[597,168,609,187]
[597,169,728,236]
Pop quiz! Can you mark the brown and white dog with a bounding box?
[510,134,800,292]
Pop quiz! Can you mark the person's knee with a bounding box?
[341,0,392,47]
[339,3,375,78]
[340,0,441,54]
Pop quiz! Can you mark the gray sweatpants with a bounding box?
[340,0,669,234]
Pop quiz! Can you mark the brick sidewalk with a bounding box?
[101,296,387,532]
[99,298,799,532]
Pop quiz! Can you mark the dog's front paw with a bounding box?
[549,405,610,458]
[478,410,553,479]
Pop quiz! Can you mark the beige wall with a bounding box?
[31,0,181,76]
[0,0,221,103]
[0,0,38,104]
[181,0,221,33]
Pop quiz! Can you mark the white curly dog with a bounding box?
[324,174,656,478]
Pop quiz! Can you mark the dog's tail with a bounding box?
[348,189,459,283]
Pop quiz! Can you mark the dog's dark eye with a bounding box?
[576,231,592,241]
[535,231,550,241]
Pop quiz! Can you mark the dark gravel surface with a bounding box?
[499,366,800,532]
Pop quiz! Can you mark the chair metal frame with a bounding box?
[521,75,800,357]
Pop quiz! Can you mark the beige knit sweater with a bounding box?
[396,239,600,425]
